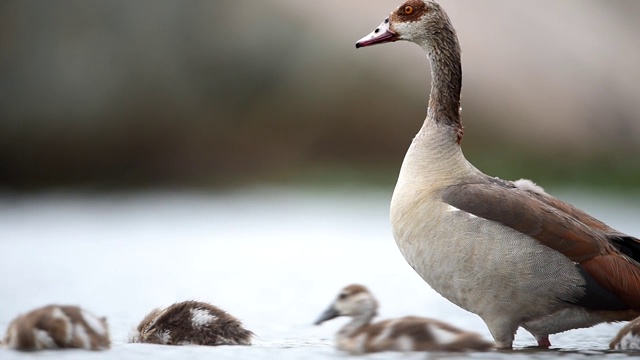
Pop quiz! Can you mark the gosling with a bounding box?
[3,304,110,351]
[610,316,640,350]
[314,284,493,354]
[129,300,253,346]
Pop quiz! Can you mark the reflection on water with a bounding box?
[0,186,638,359]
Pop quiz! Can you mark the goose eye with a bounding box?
[403,5,414,15]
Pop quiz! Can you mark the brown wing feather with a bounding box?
[441,183,604,261]
[583,255,640,309]
[528,191,613,232]
[441,182,640,309]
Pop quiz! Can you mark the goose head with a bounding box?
[355,0,462,138]
[355,0,452,49]
[314,284,378,325]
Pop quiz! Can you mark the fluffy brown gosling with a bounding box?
[129,300,253,346]
[610,316,640,350]
[314,284,493,354]
[3,304,110,351]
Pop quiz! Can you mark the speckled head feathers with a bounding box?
[340,284,370,297]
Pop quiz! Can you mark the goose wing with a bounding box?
[441,181,640,309]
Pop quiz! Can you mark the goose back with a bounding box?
[338,316,493,353]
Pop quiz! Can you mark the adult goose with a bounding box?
[314,284,493,353]
[355,0,640,350]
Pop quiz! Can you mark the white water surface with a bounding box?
[0,186,638,359]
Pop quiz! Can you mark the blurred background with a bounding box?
[1,2,639,356]
[1,0,639,191]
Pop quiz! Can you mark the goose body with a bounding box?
[356,0,640,349]
[129,300,253,346]
[314,284,493,353]
[610,317,640,350]
[3,305,110,351]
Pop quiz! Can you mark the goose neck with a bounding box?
[338,313,375,337]
[418,28,463,136]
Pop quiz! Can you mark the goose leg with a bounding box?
[535,335,551,348]
[523,324,552,348]
[485,320,518,350]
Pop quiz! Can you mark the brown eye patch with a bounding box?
[393,0,428,23]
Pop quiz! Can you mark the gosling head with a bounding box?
[355,0,453,49]
[314,284,379,325]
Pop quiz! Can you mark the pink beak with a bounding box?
[355,18,399,48]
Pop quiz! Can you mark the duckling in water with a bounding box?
[314,284,493,354]
[3,304,110,351]
[129,300,253,346]
[610,316,640,350]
